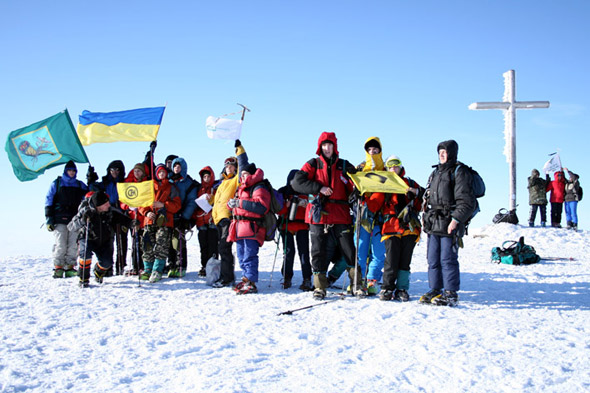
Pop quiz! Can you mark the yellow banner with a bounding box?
[349,171,408,195]
[117,180,155,208]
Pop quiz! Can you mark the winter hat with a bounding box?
[133,163,146,174]
[65,160,77,171]
[91,191,110,207]
[224,157,237,167]
[155,164,168,178]
[165,154,178,165]
[364,138,381,152]
[531,169,540,177]
[242,162,257,175]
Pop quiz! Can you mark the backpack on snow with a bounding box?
[250,179,285,242]
[491,236,540,265]
[492,208,519,225]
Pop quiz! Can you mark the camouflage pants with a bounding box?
[142,225,172,263]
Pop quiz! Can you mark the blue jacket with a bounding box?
[45,167,88,225]
[170,158,200,221]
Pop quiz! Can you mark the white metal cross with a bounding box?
[469,69,550,212]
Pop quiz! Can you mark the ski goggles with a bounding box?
[385,158,402,168]
[224,157,237,167]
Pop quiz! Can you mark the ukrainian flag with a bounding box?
[77,107,165,145]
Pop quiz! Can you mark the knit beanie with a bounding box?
[65,160,77,171]
[242,162,257,175]
[91,191,110,207]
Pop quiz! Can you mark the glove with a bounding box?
[234,139,241,148]
[150,140,157,151]
[86,166,98,184]
[47,224,55,232]
[227,198,239,209]
[397,205,411,224]
[406,189,416,201]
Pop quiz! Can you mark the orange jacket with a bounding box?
[138,178,181,228]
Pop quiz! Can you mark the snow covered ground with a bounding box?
[1,224,589,393]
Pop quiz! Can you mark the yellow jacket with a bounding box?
[212,145,247,225]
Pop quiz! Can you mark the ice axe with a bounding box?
[237,103,251,121]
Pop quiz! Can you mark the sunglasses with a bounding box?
[224,158,237,166]
[385,158,402,168]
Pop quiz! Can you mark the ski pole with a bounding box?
[82,217,90,285]
[135,227,141,287]
[353,196,363,295]
[178,228,184,278]
[278,296,343,316]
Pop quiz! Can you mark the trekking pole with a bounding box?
[134,227,141,287]
[353,196,363,295]
[178,228,184,278]
[268,210,289,287]
[82,217,90,285]
[278,296,343,316]
[116,224,123,275]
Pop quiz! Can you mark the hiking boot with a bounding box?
[198,267,207,277]
[529,221,534,227]
[53,268,64,279]
[431,290,459,307]
[366,279,379,296]
[64,269,78,278]
[299,278,313,292]
[177,269,186,278]
[94,266,107,283]
[378,289,394,301]
[167,268,178,278]
[541,222,546,227]
[313,288,326,300]
[313,273,329,292]
[212,279,233,288]
[394,289,410,302]
[79,279,89,288]
[419,289,442,304]
[236,280,258,295]
[352,285,368,298]
[140,271,151,280]
[149,271,162,283]
[282,279,292,289]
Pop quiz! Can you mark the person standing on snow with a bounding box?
[67,191,131,287]
[563,167,581,231]
[277,169,312,291]
[168,157,199,278]
[193,166,219,277]
[138,164,182,283]
[370,155,424,302]
[527,169,548,227]
[291,131,366,300]
[45,160,88,278]
[421,140,476,306]
[226,163,271,294]
[210,140,249,288]
[547,170,566,228]
[355,136,387,296]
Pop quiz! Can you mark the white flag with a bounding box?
[543,153,562,174]
[206,116,242,140]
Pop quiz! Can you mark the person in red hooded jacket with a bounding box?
[291,132,365,300]
[546,170,566,228]
[227,162,271,294]
[138,164,182,283]
[193,166,219,277]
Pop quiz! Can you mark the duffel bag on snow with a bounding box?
[492,208,519,225]
[491,236,540,265]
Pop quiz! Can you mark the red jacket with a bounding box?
[227,169,271,246]
[378,175,423,237]
[547,171,566,203]
[193,166,216,228]
[138,178,181,228]
[291,132,355,225]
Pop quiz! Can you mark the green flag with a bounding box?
[5,110,89,182]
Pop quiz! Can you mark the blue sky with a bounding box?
[1,1,588,257]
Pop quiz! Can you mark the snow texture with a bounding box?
[1,224,589,392]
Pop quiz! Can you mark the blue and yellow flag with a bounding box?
[117,180,155,208]
[77,107,165,145]
[5,110,89,182]
[349,171,409,195]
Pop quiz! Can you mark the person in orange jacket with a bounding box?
[368,155,424,302]
[138,164,182,283]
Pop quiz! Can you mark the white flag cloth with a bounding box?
[195,194,212,213]
[206,116,242,140]
[543,153,562,174]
